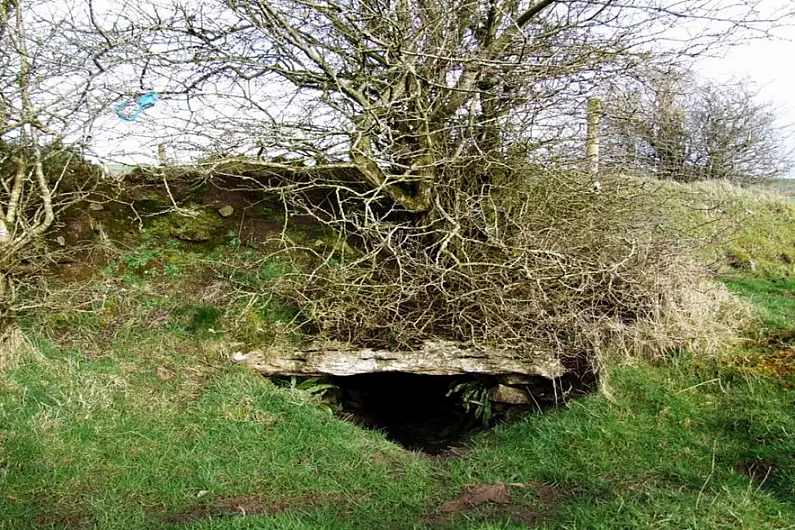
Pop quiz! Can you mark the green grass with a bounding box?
[654,178,795,277]
[722,277,795,340]
[4,178,795,528]
[2,285,795,528]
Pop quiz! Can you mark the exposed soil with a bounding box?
[731,345,795,387]
[169,495,273,523]
[167,492,345,525]
[734,458,778,482]
[440,483,512,513]
[50,172,297,250]
[169,483,571,527]
[425,481,571,527]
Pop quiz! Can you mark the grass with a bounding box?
[2,315,795,529]
[653,178,795,277]
[722,277,795,339]
[3,177,795,528]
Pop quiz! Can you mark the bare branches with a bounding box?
[93,0,781,356]
[0,0,111,306]
[0,0,779,353]
[601,66,794,182]
[108,0,792,203]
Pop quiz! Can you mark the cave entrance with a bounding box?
[327,371,575,455]
[332,373,487,454]
[244,340,592,454]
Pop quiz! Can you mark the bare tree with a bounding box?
[80,0,790,357]
[101,1,792,183]
[601,67,793,182]
[0,0,116,306]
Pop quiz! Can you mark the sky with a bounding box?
[79,0,795,177]
[698,36,795,177]
[693,0,795,177]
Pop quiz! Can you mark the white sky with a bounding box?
[82,0,795,176]
[696,24,795,176]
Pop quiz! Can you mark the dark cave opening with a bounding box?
[272,370,591,454]
[332,372,490,455]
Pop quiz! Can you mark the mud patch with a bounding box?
[425,481,570,527]
[201,185,265,211]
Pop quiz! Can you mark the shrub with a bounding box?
[281,165,748,365]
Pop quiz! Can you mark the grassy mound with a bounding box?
[1,310,794,528]
[14,168,755,372]
[2,168,795,529]
[652,178,795,278]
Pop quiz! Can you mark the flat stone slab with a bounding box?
[231,340,566,379]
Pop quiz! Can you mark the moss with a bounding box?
[146,208,226,244]
[257,259,293,280]
[169,303,223,337]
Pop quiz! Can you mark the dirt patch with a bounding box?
[441,483,511,513]
[201,184,268,211]
[51,259,103,283]
[753,347,795,378]
[425,481,570,527]
[168,495,279,524]
[732,346,795,387]
[734,458,778,483]
[533,482,569,505]
[238,217,283,246]
[167,492,343,525]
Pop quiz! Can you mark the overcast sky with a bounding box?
[697,31,795,176]
[87,0,795,177]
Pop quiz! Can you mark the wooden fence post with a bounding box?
[586,97,601,175]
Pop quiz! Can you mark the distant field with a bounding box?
[750,178,795,200]
[103,162,138,176]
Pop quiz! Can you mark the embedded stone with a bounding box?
[489,384,531,405]
[231,340,566,379]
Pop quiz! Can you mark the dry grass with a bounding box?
[590,274,753,363]
[0,323,40,375]
[280,166,750,370]
[648,177,795,276]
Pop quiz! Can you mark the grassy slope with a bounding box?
[655,179,795,277]
[3,320,794,529]
[2,179,795,529]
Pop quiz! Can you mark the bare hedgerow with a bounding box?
[61,0,774,368]
[1,0,118,308]
[272,164,749,363]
